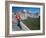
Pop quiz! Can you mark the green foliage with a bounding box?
[22,17,40,30]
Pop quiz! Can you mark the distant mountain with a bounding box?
[27,10,39,16]
[14,9,40,17]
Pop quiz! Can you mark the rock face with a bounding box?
[12,13,17,24]
[12,13,20,31]
[19,9,28,20]
[12,13,30,31]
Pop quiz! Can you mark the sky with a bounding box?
[12,7,40,14]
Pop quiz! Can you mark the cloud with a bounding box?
[23,9,27,12]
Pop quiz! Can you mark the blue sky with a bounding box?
[12,7,40,14]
